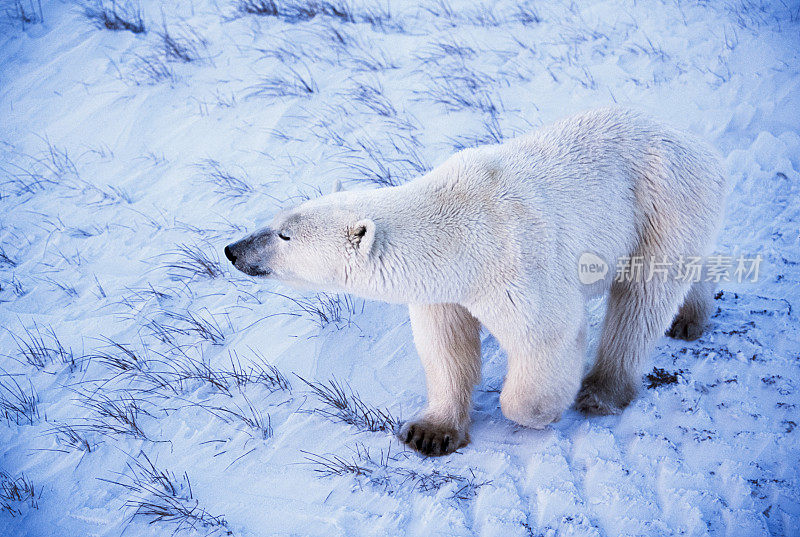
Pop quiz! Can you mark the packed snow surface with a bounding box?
[1,1,799,535]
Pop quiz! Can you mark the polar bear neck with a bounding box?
[344,155,518,305]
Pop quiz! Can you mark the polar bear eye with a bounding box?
[278,231,290,241]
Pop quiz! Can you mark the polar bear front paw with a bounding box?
[398,419,468,456]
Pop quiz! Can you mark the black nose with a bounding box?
[224,245,237,264]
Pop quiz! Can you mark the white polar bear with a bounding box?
[225,108,726,456]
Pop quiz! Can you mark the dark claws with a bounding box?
[398,420,467,457]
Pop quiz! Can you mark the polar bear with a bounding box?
[225,108,726,456]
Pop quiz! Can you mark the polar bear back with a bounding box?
[433,108,726,294]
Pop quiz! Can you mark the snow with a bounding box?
[1,1,799,536]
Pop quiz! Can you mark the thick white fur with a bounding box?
[229,108,726,455]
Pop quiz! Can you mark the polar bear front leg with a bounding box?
[497,321,585,429]
[399,303,481,456]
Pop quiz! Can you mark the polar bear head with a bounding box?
[225,163,488,304]
[224,191,379,294]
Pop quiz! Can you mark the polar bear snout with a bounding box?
[223,244,238,264]
[225,229,275,277]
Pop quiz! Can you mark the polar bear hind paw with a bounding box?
[398,419,468,456]
[667,315,705,341]
[575,378,633,416]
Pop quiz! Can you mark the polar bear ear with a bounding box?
[332,179,344,194]
[348,219,376,255]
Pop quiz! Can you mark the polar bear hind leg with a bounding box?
[667,280,716,341]
[577,134,723,415]
[576,273,690,414]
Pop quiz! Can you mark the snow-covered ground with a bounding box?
[1,1,799,535]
